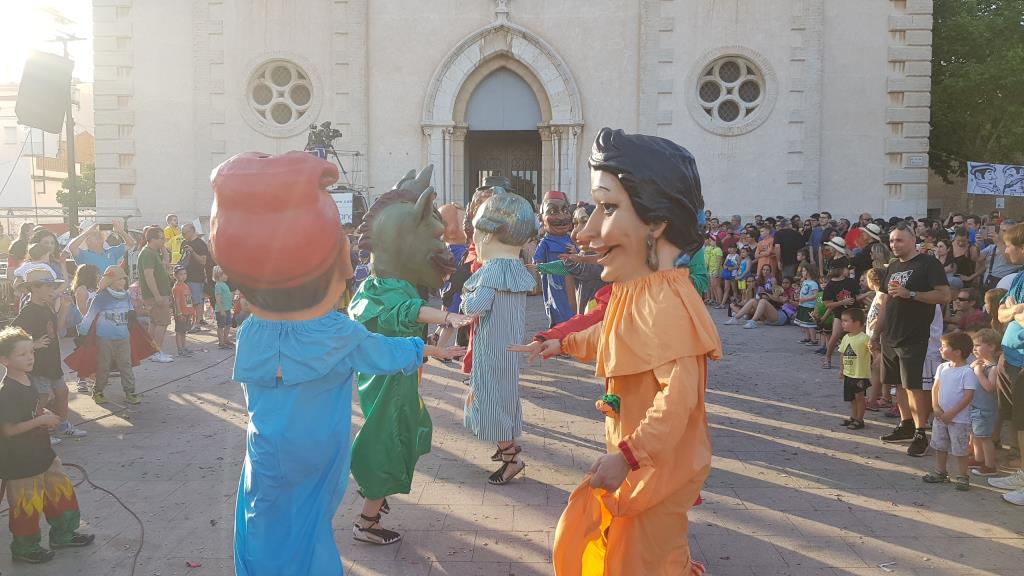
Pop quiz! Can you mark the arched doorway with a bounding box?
[421,21,583,207]
[464,69,542,206]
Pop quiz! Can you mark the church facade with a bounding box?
[92,0,934,222]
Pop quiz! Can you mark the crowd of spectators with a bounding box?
[706,210,1024,504]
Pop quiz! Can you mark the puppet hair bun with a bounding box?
[588,127,705,257]
[472,191,537,247]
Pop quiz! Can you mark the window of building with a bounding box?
[697,56,765,126]
[247,60,314,130]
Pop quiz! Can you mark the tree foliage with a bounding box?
[930,0,1024,182]
[56,163,96,208]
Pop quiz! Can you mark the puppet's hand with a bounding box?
[589,453,631,491]
[508,339,561,362]
[424,345,467,360]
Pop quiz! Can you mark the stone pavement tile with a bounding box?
[694,533,787,569]
[473,530,550,563]
[840,535,1001,573]
[543,483,575,508]
[733,486,823,510]
[442,504,514,531]
[347,559,432,576]
[430,560,512,575]
[751,568,840,576]
[512,505,563,532]
[698,487,748,509]
[689,507,803,537]
[395,530,477,563]
[507,562,554,576]
[848,509,949,539]
[114,555,235,576]
[420,481,487,506]
[771,536,869,568]
[482,479,550,507]
[784,509,874,539]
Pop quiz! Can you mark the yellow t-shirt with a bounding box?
[164,226,184,264]
[840,332,871,379]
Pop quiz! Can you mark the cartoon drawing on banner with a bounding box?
[968,161,1024,197]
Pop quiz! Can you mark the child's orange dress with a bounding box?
[554,268,721,576]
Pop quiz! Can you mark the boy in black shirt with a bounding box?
[12,269,86,440]
[0,326,94,563]
[822,262,860,370]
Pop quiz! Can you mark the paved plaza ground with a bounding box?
[2,300,1024,575]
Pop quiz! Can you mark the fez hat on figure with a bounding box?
[209,151,350,290]
[588,127,705,256]
[543,190,568,204]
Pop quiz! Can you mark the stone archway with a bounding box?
[422,20,583,205]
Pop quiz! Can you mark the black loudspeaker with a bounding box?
[15,51,74,134]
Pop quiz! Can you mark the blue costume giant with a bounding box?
[208,151,428,576]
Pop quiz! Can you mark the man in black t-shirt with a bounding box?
[773,219,805,279]
[874,223,950,457]
[181,223,210,329]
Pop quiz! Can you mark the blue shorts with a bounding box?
[721,270,734,281]
[188,282,205,307]
[970,406,996,437]
[216,311,233,329]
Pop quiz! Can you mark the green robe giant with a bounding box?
[349,276,431,500]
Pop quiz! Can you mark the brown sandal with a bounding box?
[490,444,521,462]
[352,513,402,545]
[488,445,526,485]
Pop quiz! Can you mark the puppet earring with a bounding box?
[646,231,659,271]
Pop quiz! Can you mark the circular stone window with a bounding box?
[687,49,777,136]
[243,58,321,137]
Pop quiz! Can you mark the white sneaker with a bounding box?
[989,469,1024,490]
[50,436,62,446]
[724,317,739,325]
[151,352,175,363]
[1004,488,1024,506]
[59,422,87,438]
[743,320,758,329]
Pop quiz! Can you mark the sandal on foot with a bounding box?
[490,444,522,462]
[352,514,402,545]
[821,361,832,369]
[488,445,526,485]
[922,470,949,484]
[954,475,971,491]
[840,418,855,426]
[846,420,865,430]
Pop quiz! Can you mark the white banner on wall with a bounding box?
[967,161,1024,196]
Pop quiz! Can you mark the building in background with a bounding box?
[93,0,934,222]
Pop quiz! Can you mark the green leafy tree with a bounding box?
[930,0,1024,182]
[56,163,96,208]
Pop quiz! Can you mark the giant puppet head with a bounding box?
[582,127,705,283]
[209,151,354,313]
[356,165,456,290]
[541,190,573,237]
[472,191,537,263]
[439,203,468,245]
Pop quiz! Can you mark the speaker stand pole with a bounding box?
[55,35,82,236]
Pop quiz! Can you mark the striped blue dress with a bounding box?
[461,258,536,442]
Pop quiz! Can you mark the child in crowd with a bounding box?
[0,326,95,564]
[705,236,723,305]
[821,262,859,369]
[923,331,977,491]
[795,247,811,280]
[171,266,195,357]
[70,264,99,393]
[864,267,894,412]
[78,266,140,405]
[164,213,183,265]
[838,308,870,430]
[213,266,233,349]
[984,288,1007,332]
[719,243,739,308]
[12,269,84,441]
[737,246,753,302]
[794,266,820,344]
[970,328,1001,476]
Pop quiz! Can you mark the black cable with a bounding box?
[0,351,234,574]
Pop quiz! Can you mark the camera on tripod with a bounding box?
[306,121,344,151]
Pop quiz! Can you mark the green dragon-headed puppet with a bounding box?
[347,165,472,546]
